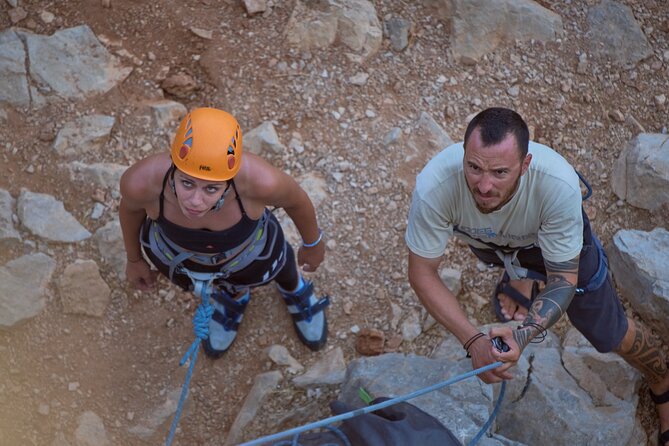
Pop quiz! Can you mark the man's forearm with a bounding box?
[513,256,579,349]
[409,251,490,348]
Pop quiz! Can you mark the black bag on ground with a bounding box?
[272,397,462,446]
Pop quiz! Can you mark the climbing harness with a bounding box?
[455,170,608,295]
[141,209,283,289]
[238,362,507,446]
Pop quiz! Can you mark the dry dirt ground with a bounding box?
[0,0,668,445]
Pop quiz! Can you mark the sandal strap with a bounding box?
[650,388,669,405]
[497,272,536,310]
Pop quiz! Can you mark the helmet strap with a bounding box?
[211,181,233,212]
[168,164,177,195]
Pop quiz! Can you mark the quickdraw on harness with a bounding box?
[141,208,286,292]
[455,170,608,296]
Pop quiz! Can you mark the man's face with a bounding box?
[463,129,532,214]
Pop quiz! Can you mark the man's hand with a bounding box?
[468,333,515,383]
[489,326,522,378]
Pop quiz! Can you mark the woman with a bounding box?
[119,107,328,357]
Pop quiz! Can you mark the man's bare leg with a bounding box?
[615,318,669,442]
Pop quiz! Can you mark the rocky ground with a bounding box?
[0,0,668,445]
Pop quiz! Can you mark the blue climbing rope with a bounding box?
[165,294,214,446]
[163,278,508,446]
[238,361,506,446]
[466,378,506,446]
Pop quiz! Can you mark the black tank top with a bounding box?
[153,169,259,254]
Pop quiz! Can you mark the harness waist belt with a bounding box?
[141,209,277,282]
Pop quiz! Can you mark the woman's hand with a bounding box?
[297,242,325,272]
[126,259,157,291]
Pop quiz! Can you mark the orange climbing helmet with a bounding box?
[170,107,242,181]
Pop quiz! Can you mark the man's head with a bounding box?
[462,108,532,214]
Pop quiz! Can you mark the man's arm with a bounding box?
[513,255,580,349]
[408,251,478,344]
[408,251,512,382]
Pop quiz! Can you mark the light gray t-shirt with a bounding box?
[405,141,583,263]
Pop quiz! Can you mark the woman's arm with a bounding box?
[237,154,324,271]
[118,154,166,289]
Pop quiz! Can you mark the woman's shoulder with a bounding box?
[234,153,282,193]
[120,153,171,201]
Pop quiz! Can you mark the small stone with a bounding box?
[8,6,27,23]
[243,0,267,15]
[355,328,385,356]
[608,109,625,122]
[383,127,402,146]
[37,403,50,415]
[349,72,369,86]
[39,10,55,23]
[161,73,198,98]
[190,27,213,40]
[507,85,520,97]
[384,334,403,352]
[576,54,588,74]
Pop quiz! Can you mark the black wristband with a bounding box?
[463,332,486,357]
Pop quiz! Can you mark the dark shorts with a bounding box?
[141,212,299,293]
[469,211,628,353]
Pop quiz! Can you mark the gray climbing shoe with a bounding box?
[278,280,329,351]
[203,289,250,358]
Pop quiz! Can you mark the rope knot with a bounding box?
[192,302,214,341]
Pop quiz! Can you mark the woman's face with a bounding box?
[173,169,226,219]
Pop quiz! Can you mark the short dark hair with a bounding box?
[463,108,529,158]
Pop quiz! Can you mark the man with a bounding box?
[405,107,669,443]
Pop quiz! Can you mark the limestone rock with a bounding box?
[58,260,111,317]
[611,133,669,211]
[0,253,56,328]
